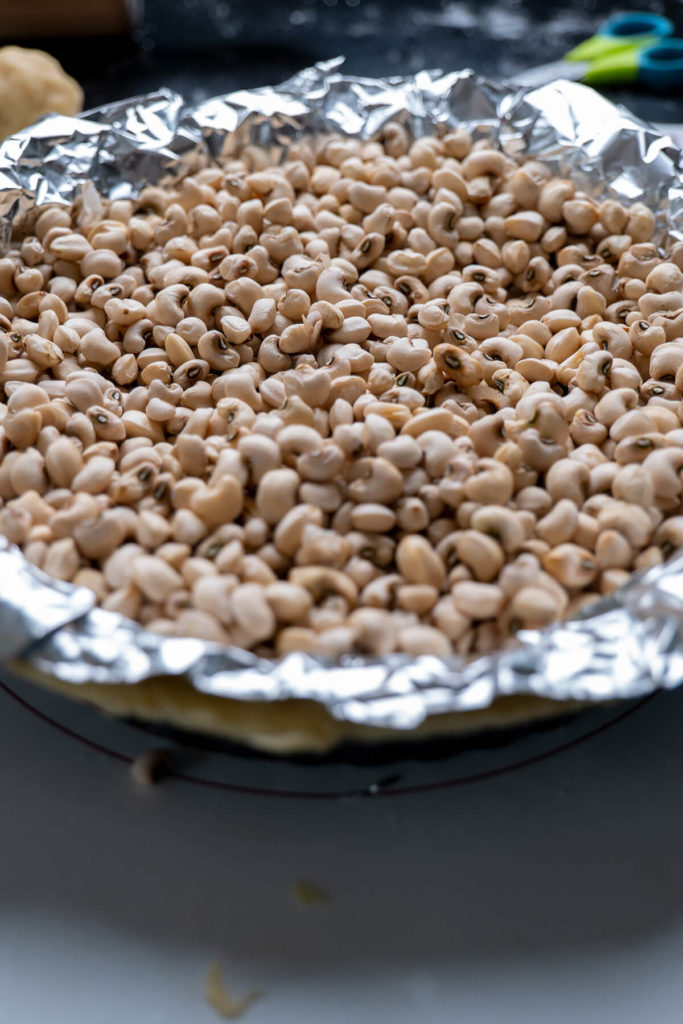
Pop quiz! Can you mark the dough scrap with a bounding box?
[0,45,83,140]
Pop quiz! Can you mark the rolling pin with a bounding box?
[0,0,133,37]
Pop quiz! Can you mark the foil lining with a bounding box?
[1,62,683,732]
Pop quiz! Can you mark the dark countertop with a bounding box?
[8,0,683,125]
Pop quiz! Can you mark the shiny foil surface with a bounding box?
[1,61,683,731]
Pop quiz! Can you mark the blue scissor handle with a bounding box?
[597,11,674,40]
[640,37,683,91]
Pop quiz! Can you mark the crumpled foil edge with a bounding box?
[1,61,682,731]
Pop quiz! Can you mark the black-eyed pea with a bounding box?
[144,397,176,423]
[73,510,127,560]
[597,501,653,548]
[573,350,612,394]
[359,571,401,610]
[515,357,557,384]
[0,501,34,544]
[208,538,243,576]
[101,585,142,620]
[298,481,341,512]
[632,545,664,571]
[88,405,126,442]
[570,409,608,447]
[542,542,597,589]
[70,455,115,495]
[344,555,381,590]
[545,327,581,363]
[347,457,403,504]
[23,334,63,370]
[346,607,395,655]
[263,581,311,624]
[173,609,228,643]
[641,447,683,507]
[1,356,41,386]
[496,552,539,596]
[562,198,598,234]
[451,529,504,583]
[225,582,275,643]
[386,337,432,375]
[503,211,545,243]
[4,407,42,449]
[180,557,218,589]
[430,596,470,641]
[515,256,552,294]
[501,239,530,275]
[111,354,138,386]
[135,510,173,550]
[562,388,596,425]
[13,491,53,528]
[571,512,599,550]
[417,430,456,478]
[614,433,664,465]
[645,262,683,295]
[648,406,680,434]
[296,524,351,569]
[273,503,324,557]
[463,310,500,341]
[48,489,100,538]
[610,360,643,391]
[575,285,607,320]
[463,458,514,504]
[42,537,80,582]
[121,411,165,443]
[329,374,367,406]
[366,312,408,341]
[72,567,107,601]
[129,554,183,604]
[359,413,393,454]
[541,225,568,254]
[43,436,83,488]
[237,433,281,484]
[393,534,444,589]
[599,568,631,595]
[488,368,527,405]
[625,202,655,243]
[649,340,683,381]
[611,463,655,508]
[469,505,525,553]
[9,448,47,495]
[79,327,121,367]
[393,496,428,533]
[609,409,657,442]
[397,624,451,657]
[594,529,633,570]
[404,408,466,440]
[509,586,561,629]
[189,575,236,627]
[593,387,638,428]
[349,502,397,532]
[451,580,503,619]
[190,475,244,528]
[376,435,422,470]
[597,199,627,234]
[278,423,325,457]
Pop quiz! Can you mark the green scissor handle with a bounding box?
[565,11,675,86]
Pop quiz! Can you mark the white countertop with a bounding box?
[2,676,683,1024]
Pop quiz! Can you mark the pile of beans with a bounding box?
[1,124,682,660]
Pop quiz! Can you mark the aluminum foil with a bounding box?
[1,61,683,733]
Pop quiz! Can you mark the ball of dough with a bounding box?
[0,46,83,140]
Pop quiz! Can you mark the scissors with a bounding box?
[516,11,683,91]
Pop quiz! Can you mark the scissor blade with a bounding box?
[514,60,590,89]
